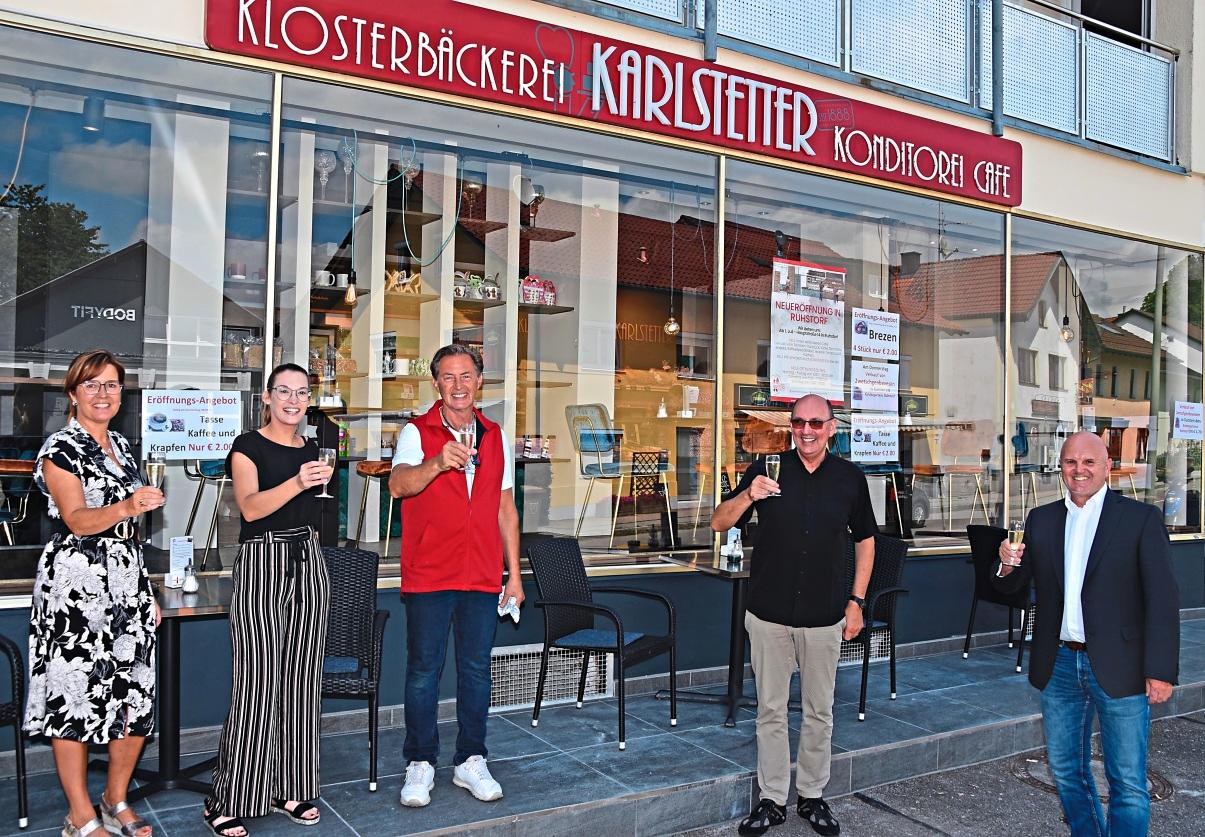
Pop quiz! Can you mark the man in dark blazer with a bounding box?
[995,431,1178,836]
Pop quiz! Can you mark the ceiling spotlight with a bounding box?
[82,96,105,133]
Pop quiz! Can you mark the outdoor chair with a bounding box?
[321,546,390,791]
[183,460,229,570]
[965,525,1032,672]
[0,633,28,828]
[1011,422,1041,516]
[526,537,676,750]
[845,533,910,721]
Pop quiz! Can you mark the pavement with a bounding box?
[679,710,1205,836]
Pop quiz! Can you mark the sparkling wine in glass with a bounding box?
[143,453,166,490]
[316,447,337,499]
[765,454,781,497]
[457,424,477,473]
[1006,519,1024,565]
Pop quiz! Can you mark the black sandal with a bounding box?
[797,797,840,836]
[202,811,248,837]
[270,800,320,826]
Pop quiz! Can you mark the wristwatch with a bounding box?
[848,594,865,607]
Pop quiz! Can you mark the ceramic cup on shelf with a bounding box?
[335,273,349,288]
[313,270,334,287]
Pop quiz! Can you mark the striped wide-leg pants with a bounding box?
[206,527,330,817]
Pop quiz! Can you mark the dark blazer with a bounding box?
[993,489,1179,698]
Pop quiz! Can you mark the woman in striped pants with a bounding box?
[204,364,333,837]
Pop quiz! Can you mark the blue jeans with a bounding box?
[1040,646,1151,837]
[403,590,497,766]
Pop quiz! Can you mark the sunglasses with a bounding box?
[790,417,831,429]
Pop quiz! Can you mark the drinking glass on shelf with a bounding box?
[316,447,337,498]
[764,454,781,497]
[314,150,337,201]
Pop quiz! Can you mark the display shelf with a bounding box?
[519,302,574,316]
[457,218,507,237]
[312,199,441,227]
[454,297,505,311]
[520,225,575,243]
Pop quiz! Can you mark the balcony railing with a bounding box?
[590,0,1178,162]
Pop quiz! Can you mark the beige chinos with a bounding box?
[745,610,845,805]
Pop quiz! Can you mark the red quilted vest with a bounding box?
[400,401,504,594]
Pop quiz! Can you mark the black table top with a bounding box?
[158,576,233,618]
[661,550,750,580]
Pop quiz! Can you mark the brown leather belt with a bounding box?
[1061,640,1088,652]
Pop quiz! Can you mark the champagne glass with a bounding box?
[316,447,337,499]
[764,454,781,497]
[457,424,477,473]
[1005,518,1025,566]
[314,150,337,201]
[143,452,166,490]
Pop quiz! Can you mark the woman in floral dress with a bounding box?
[25,350,165,837]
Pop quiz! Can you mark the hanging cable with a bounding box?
[1,90,37,205]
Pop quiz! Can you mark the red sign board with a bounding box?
[207,0,1022,206]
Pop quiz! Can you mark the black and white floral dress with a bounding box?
[24,418,156,743]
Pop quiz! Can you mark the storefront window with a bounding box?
[0,27,273,568]
[1012,218,1203,533]
[275,78,718,560]
[722,161,1007,545]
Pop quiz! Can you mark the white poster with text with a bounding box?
[1173,401,1203,440]
[770,291,845,402]
[851,361,899,412]
[141,390,243,459]
[851,413,899,462]
[850,308,901,360]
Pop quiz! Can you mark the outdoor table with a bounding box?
[90,575,233,801]
[655,551,755,727]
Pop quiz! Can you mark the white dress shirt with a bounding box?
[393,422,514,497]
[1061,483,1108,643]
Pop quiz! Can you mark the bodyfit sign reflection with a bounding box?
[206,0,1022,206]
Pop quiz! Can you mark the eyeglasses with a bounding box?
[789,417,831,429]
[270,386,312,401]
[79,381,123,395]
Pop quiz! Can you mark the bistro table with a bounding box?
[91,576,233,801]
[654,550,755,727]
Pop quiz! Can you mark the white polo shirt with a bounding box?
[1061,483,1108,643]
[392,422,514,497]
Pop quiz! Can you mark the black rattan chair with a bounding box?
[1,634,28,828]
[321,546,390,791]
[966,524,1032,672]
[846,533,910,721]
[526,537,676,749]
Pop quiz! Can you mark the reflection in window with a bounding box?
[276,78,718,559]
[723,161,1006,545]
[0,26,273,565]
[1013,218,1203,533]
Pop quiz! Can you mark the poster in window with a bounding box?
[850,413,898,462]
[850,308,900,360]
[769,258,846,403]
[1173,401,1203,441]
[851,360,898,412]
[141,390,243,459]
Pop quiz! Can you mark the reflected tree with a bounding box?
[0,183,108,295]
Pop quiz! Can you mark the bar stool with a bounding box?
[0,456,34,546]
[184,460,228,570]
[351,460,397,555]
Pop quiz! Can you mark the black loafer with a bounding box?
[738,798,787,836]
[797,797,840,836]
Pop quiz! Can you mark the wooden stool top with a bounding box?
[0,458,34,477]
[356,459,393,478]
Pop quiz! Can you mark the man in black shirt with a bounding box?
[712,394,877,837]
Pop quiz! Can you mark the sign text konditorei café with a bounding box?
[209,0,1022,206]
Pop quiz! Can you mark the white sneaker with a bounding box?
[452,755,503,801]
[400,760,435,807]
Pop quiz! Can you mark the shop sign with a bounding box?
[850,412,898,462]
[850,308,900,359]
[141,390,243,459]
[206,1,1022,206]
[1173,401,1203,441]
[735,383,772,410]
[900,394,928,416]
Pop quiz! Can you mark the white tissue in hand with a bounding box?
[497,590,520,623]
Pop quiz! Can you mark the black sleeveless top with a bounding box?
[226,430,320,541]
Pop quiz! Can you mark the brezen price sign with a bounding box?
[141,391,243,460]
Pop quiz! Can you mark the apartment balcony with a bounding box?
[584,0,1178,162]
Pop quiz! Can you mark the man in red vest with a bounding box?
[388,344,523,808]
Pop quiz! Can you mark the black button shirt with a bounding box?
[734,451,877,628]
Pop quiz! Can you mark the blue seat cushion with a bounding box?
[199,460,227,479]
[323,655,363,675]
[557,628,644,648]
[583,462,623,478]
